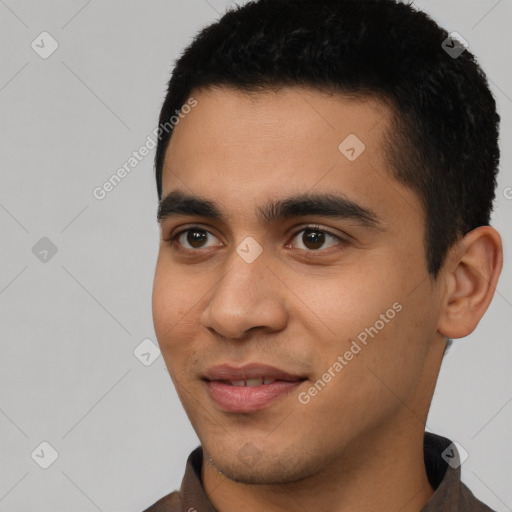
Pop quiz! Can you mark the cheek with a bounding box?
[296,267,417,378]
[292,268,395,336]
[152,258,200,355]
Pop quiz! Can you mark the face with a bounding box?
[152,86,447,484]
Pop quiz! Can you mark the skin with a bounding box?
[152,86,503,512]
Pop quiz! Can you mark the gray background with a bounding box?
[0,1,511,511]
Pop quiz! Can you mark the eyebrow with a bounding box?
[157,189,385,231]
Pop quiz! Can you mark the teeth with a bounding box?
[246,378,263,386]
[228,378,277,386]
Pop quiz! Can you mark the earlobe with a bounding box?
[437,226,503,340]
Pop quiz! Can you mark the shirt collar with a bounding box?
[421,432,461,510]
[173,432,488,512]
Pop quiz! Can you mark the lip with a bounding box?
[203,362,305,382]
[203,363,307,413]
[205,380,305,413]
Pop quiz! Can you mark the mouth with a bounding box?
[212,377,292,386]
[203,363,308,413]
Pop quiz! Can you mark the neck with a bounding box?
[202,419,434,512]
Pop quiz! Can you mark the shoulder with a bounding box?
[141,490,182,512]
[141,446,204,512]
[459,482,496,512]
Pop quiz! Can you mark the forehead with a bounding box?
[161,86,422,229]
[167,85,391,163]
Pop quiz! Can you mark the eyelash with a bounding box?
[164,224,347,256]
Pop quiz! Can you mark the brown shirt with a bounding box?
[142,432,495,512]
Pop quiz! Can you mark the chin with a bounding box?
[205,442,319,486]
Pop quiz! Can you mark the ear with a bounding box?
[437,226,503,339]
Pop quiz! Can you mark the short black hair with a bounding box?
[154,0,500,278]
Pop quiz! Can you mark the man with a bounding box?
[144,0,503,510]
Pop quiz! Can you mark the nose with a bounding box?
[200,248,288,340]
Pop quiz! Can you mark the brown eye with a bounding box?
[302,229,326,250]
[290,226,344,251]
[170,227,221,250]
[185,229,208,248]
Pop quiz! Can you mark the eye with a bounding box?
[167,226,221,251]
[288,225,345,252]
[164,224,346,254]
